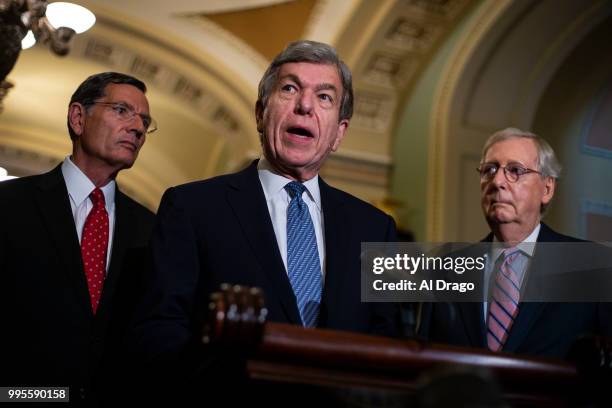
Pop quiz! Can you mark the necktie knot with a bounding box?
[90,188,106,208]
[501,247,520,264]
[285,181,306,199]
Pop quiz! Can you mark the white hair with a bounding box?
[481,127,562,179]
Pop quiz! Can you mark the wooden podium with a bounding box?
[200,285,611,407]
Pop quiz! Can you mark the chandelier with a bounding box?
[0,1,95,113]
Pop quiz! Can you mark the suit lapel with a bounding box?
[503,302,547,352]
[318,179,350,325]
[461,234,493,348]
[35,165,92,317]
[503,224,559,352]
[96,189,130,318]
[226,161,302,324]
[458,302,487,348]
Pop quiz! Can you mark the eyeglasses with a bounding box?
[477,163,541,183]
[90,102,157,134]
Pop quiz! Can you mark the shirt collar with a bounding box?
[61,156,116,210]
[257,157,321,211]
[492,223,540,260]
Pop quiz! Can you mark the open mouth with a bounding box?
[286,127,313,138]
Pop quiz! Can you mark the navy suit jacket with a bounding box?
[0,165,154,401]
[131,160,400,365]
[419,223,612,358]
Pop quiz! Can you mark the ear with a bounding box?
[541,176,556,206]
[330,119,349,152]
[255,101,264,135]
[68,102,86,137]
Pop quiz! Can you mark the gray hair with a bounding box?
[481,127,562,179]
[256,40,353,121]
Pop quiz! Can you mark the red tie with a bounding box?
[81,188,109,314]
[487,249,521,351]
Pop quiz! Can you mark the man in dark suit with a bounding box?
[419,128,611,358]
[130,41,399,377]
[0,72,155,405]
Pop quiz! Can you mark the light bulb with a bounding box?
[21,30,36,49]
[45,2,96,34]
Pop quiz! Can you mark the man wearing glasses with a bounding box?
[0,72,155,404]
[420,127,611,358]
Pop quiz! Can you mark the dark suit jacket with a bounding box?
[131,160,400,368]
[419,223,612,358]
[0,164,154,404]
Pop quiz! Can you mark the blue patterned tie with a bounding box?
[285,181,322,327]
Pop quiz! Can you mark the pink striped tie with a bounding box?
[487,248,521,352]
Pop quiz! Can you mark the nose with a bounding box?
[295,90,313,115]
[491,166,507,189]
[129,114,146,138]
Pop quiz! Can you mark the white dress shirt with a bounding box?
[257,158,326,278]
[61,156,116,273]
[483,223,540,321]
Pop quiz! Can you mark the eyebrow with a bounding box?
[114,100,152,118]
[482,160,531,167]
[280,74,338,94]
[315,83,338,93]
[114,101,132,109]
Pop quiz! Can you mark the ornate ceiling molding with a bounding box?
[427,0,511,240]
[0,144,59,177]
[326,0,474,208]
[346,0,473,138]
[73,20,253,141]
